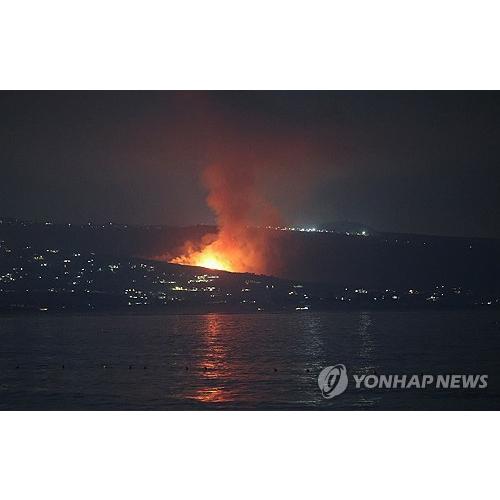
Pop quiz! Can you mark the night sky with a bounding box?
[1,91,499,238]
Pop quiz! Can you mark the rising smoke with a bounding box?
[171,161,283,274]
[164,92,332,274]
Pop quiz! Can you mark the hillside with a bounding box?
[1,217,499,291]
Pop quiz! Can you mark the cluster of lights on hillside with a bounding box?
[260,226,369,236]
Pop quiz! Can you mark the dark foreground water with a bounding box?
[0,310,499,410]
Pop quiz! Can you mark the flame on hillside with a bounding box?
[170,163,281,274]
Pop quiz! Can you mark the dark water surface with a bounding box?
[1,311,499,410]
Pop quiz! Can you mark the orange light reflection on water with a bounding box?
[191,314,234,404]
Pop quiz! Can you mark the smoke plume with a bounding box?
[171,159,285,273]
[165,92,332,274]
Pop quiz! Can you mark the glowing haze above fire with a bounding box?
[170,162,283,273]
[167,92,327,274]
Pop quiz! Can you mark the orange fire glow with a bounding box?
[193,249,234,272]
[169,163,282,275]
[169,239,237,272]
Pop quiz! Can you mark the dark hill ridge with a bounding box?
[274,229,500,291]
[1,217,499,292]
[0,217,210,260]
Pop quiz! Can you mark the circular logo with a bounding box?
[318,364,348,399]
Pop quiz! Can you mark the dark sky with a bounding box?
[1,91,499,238]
